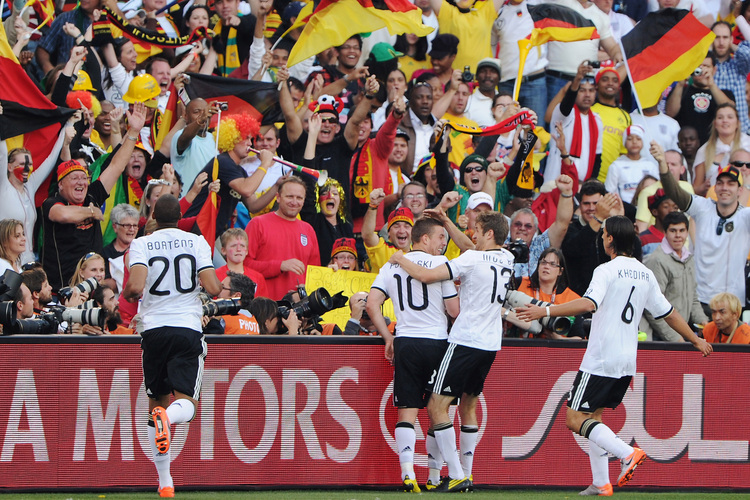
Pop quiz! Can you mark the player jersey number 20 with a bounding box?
[148,254,197,296]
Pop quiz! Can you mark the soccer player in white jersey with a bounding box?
[389,211,514,492]
[367,217,460,493]
[516,216,712,496]
[123,195,222,498]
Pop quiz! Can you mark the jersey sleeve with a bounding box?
[371,266,390,297]
[583,264,611,310]
[441,279,458,299]
[446,250,472,280]
[645,271,673,319]
[195,236,214,272]
[128,238,147,268]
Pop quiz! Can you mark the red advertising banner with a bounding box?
[0,338,748,490]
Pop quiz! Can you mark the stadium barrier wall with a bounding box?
[0,336,748,490]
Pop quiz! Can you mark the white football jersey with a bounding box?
[582,255,672,378]
[446,248,515,351]
[128,228,214,332]
[371,251,457,340]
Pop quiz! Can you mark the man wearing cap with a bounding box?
[604,124,659,204]
[329,237,360,271]
[419,34,459,88]
[429,0,504,72]
[363,188,414,273]
[634,150,694,233]
[443,191,494,260]
[465,58,501,128]
[42,103,146,292]
[591,66,632,182]
[653,141,750,314]
[506,174,575,277]
[639,188,679,257]
[493,0,548,126]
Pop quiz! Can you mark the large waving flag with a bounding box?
[621,8,715,109]
[514,4,600,100]
[287,0,434,67]
[184,73,283,125]
[0,21,74,206]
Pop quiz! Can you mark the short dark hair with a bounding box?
[579,179,607,199]
[226,271,256,308]
[705,50,719,67]
[411,217,443,244]
[21,268,47,294]
[288,77,305,93]
[145,57,171,75]
[278,176,307,195]
[476,212,508,245]
[92,284,113,307]
[153,194,182,225]
[249,297,279,334]
[336,34,362,50]
[662,211,689,231]
[604,216,637,257]
[529,247,570,294]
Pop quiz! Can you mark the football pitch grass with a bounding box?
[0,490,746,499]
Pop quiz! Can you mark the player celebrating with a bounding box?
[388,211,514,492]
[123,195,222,498]
[516,216,712,495]
[367,218,460,492]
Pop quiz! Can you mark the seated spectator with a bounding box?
[244,177,320,300]
[215,228,269,298]
[329,238,360,271]
[692,103,750,195]
[0,219,26,274]
[41,104,146,292]
[605,125,659,204]
[642,211,708,341]
[343,291,395,336]
[703,292,750,344]
[510,248,583,339]
[214,271,260,335]
[639,189,679,257]
[103,203,139,291]
[249,296,300,335]
[362,189,413,273]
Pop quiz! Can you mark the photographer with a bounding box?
[21,266,53,315]
[205,272,260,335]
[249,297,301,335]
[344,292,395,336]
[83,284,133,336]
[280,287,344,335]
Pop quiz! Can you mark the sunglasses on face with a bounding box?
[731,161,750,169]
[513,222,534,231]
[320,117,338,124]
[464,166,487,173]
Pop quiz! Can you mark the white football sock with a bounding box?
[434,425,464,480]
[459,425,478,478]
[166,399,195,425]
[426,430,443,484]
[148,424,172,489]
[395,423,416,481]
[588,423,633,459]
[588,441,610,487]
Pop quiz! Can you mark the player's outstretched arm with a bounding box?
[367,288,394,362]
[664,310,713,357]
[388,251,451,284]
[515,297,596,322]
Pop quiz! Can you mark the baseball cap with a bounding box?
[370,42,403,62]
[717,164,743,186]
[388,207,414,230]
[623,124,645,146]
[595,66,619,84]
[647,188,669,211]
[282,1,305,24]
[57,160,88,182]
[460,154,489,172]
[331,237,357,258]
[429,34,459,60]
[476,58,501,75]
[395,128,410,141]
[467,192,494,210]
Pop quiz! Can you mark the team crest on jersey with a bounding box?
[301,233,309,246]
[726,221,734,233]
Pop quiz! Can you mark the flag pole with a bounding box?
[617,38,651,138]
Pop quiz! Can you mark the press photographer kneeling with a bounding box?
[203,272,259,335]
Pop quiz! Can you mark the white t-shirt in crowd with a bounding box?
[629,111,681,163]
[546,0,612,74]
[604,155,659,204]
[545,104,603,183]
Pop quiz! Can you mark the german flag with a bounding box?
[287,0,433,67]
[184,73,283,126]
[514,4,599,99]
[622,9,715,109]
[0,22,74,206]
[194,157,220,253]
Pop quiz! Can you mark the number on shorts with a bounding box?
[621,285,636,324]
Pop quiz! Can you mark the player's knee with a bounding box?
[565,411,582,432]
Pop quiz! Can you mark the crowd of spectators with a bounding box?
[2,0,750,344]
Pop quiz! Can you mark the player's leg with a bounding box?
[569,408,612,496]
[395,407,420,492]
[457,395,479,480]
[424,427,443,490]
[427,393,465,483]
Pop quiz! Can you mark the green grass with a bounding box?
[0,490,747,499]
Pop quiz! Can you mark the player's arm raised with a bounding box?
[664,310,713,357]
[366,288,394,362]
[388,250,451,284]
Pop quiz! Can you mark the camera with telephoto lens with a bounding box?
[58,277,98,303]
[202,298,242,317]
[505,290,573,336]
[1,303,105,335]
[277,284,347,333]
[461,65,474,83]
[506,239,530,264]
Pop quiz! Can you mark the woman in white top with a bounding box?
[692,103,750,195]
[0,219,27,275]
[0,116,72,263]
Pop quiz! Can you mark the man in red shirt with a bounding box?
[244,177,320,299]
